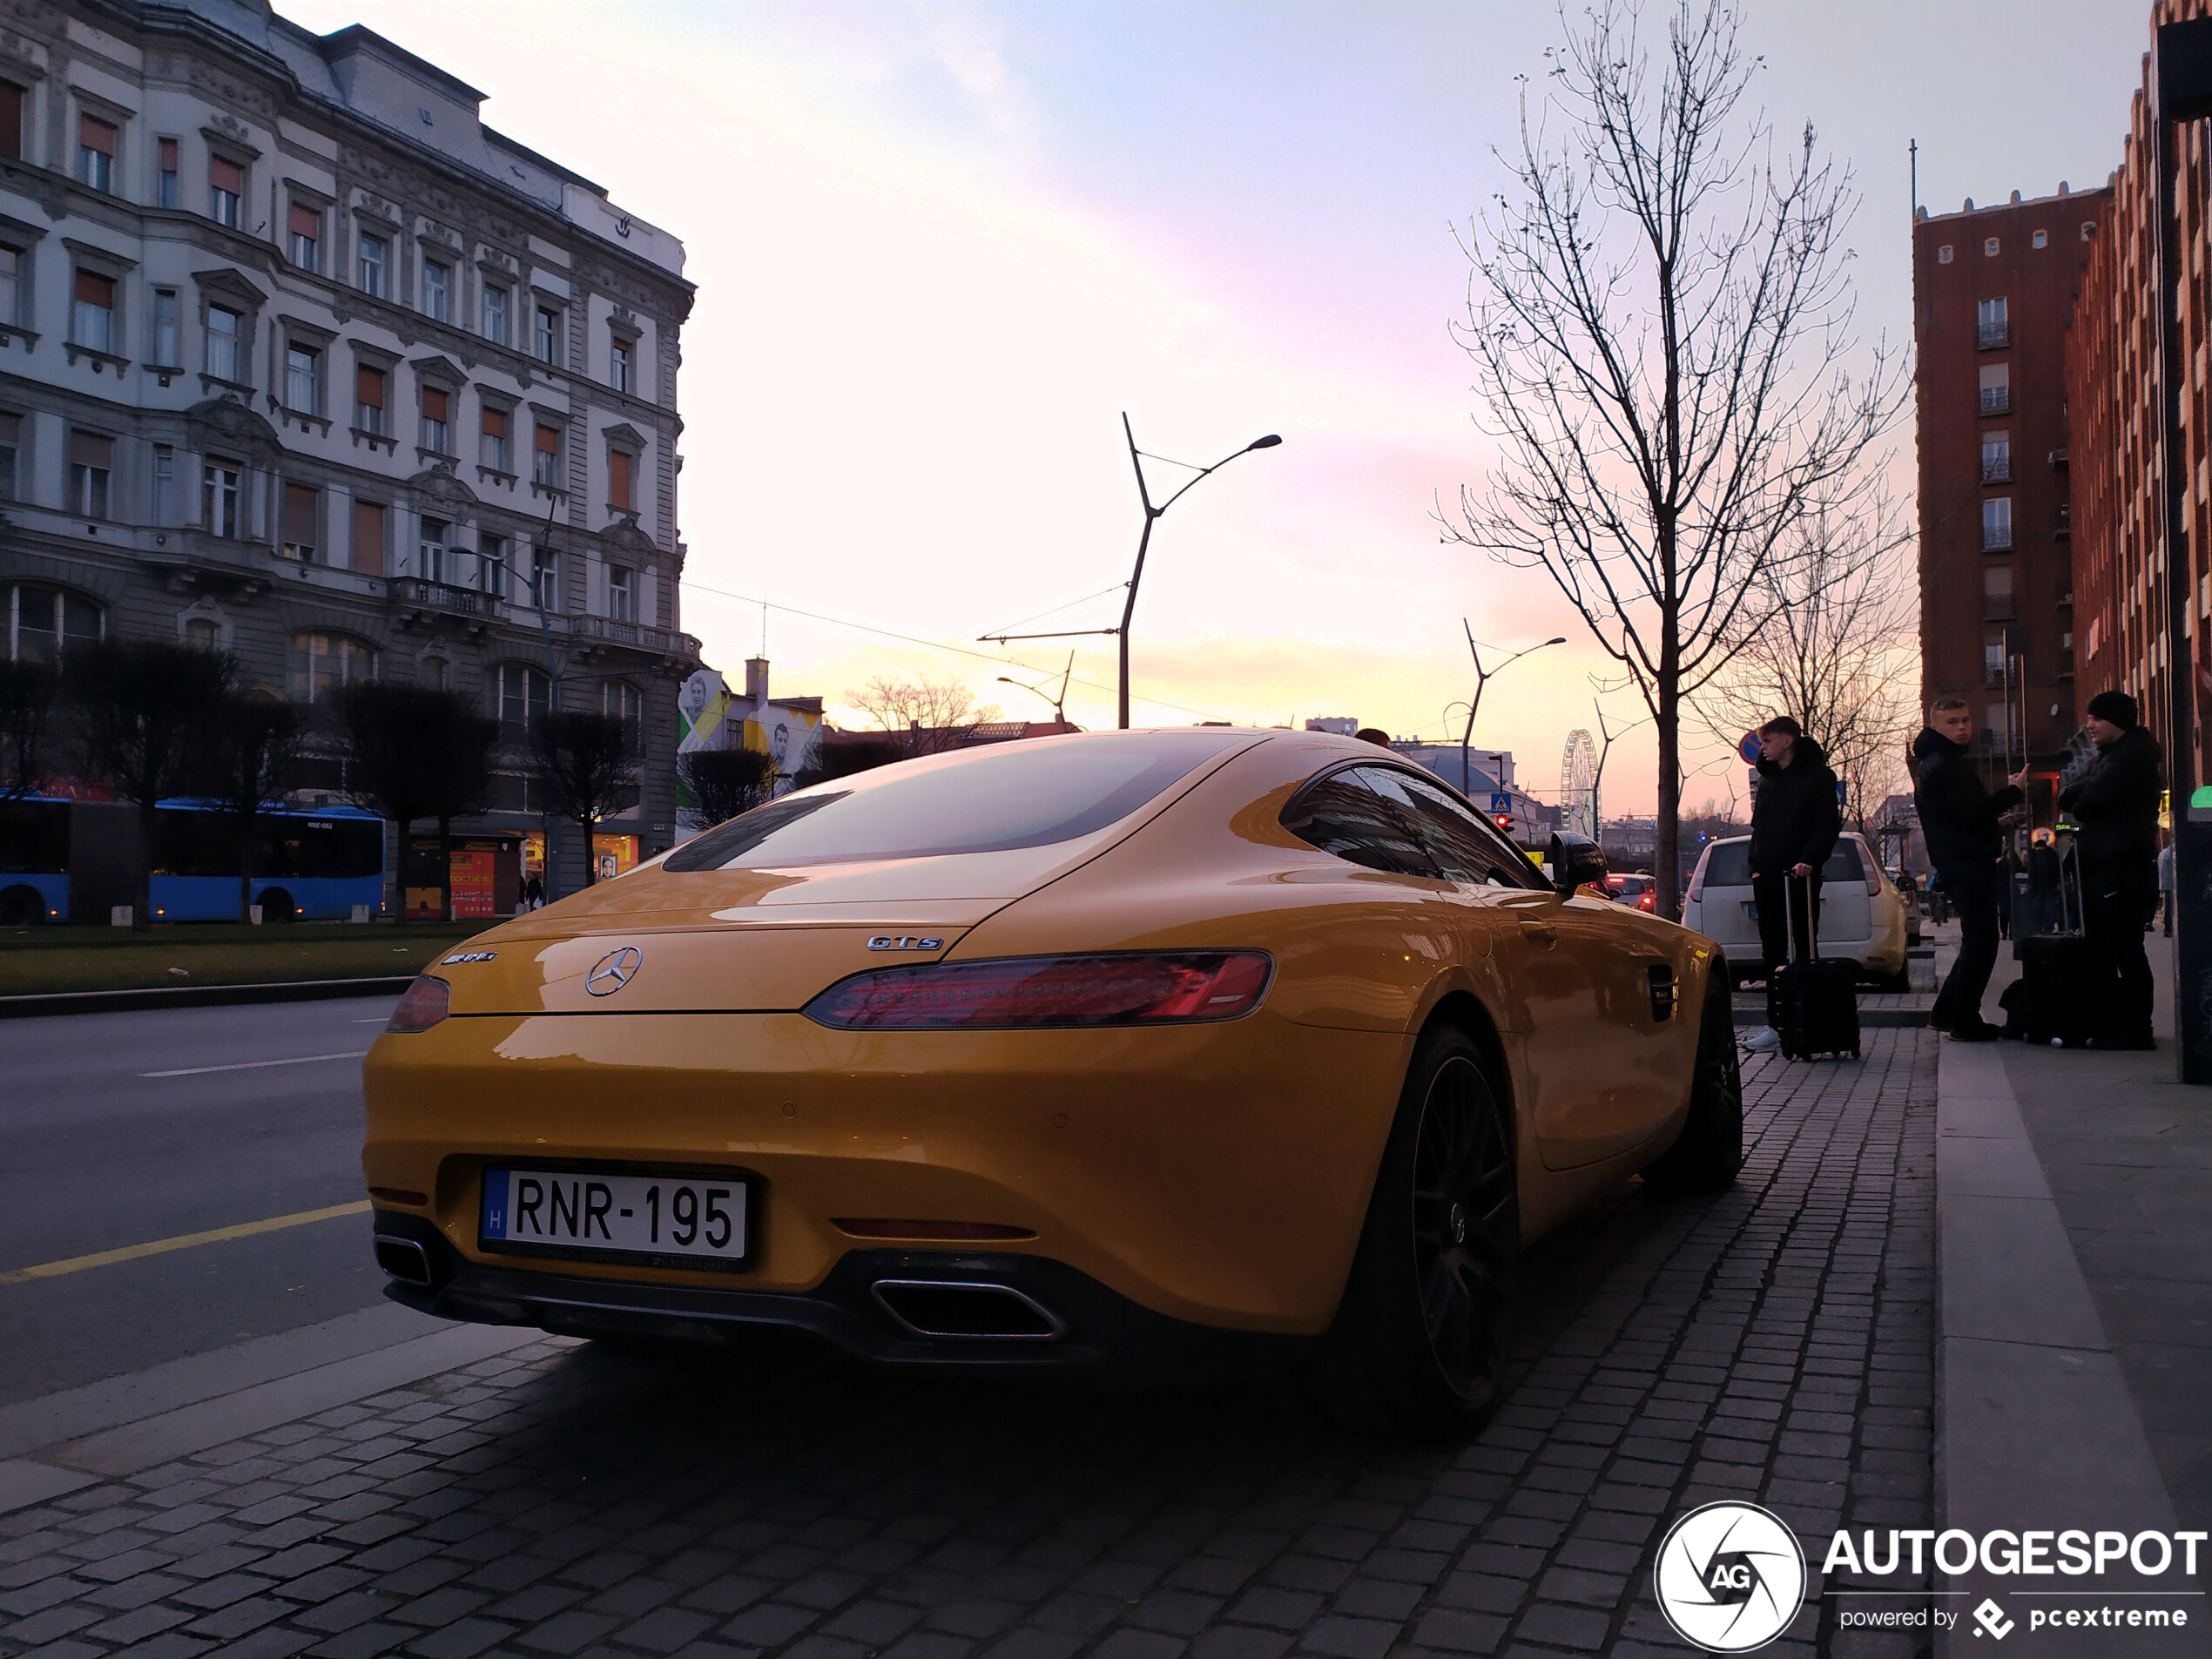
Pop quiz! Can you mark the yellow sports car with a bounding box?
[363,729,1739,1431]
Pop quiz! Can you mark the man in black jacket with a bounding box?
[1749,717,1843,977]
[1911,697,2027,1039]
[2059,690,2165,1049]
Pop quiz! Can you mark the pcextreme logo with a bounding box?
[1653,1501,1809,1652]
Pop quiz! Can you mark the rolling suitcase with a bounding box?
[2005,838,2097,1046]
[1768,872,1860,1060]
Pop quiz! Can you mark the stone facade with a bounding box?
[0,0,697,900]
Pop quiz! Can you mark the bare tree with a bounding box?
[846,675,1001,757]
[536,711,638,887]
[678,746,783,829]
[334,685,496,921]
[1589,696,1651,840]
[0,658,58,806]
[1446,0,1903,916]
[1695,492,1919,832]
[65,638,235,931]
[199,692,307,923]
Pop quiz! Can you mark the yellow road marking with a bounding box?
[0,1201,373,1286]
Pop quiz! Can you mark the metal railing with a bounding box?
[391,577,495,617]
[1978,321,2009,348]
[1983,526,2013,550]
[1979,388,2011,415]
[1980,455,2013,483]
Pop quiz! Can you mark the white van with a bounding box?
[1682,832,1911,990]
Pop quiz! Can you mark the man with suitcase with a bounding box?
[1744,717,1849,1055]
[1911,697,2028,1041]
[2058,691,2165,1050]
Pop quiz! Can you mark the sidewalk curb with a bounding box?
[1931,1039,2195,1656]
[0,974,413,1019]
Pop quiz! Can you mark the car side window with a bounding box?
[1370,768,1544,889]
[1279,769,1438,878]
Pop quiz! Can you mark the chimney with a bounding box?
[745,658,768,705]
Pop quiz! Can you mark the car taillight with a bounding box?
[803,951,1273,1030]
[1865,864,1882,896]
[386,975,450,1033]
[1639,893,1656,911]
[1687,864,1706,902]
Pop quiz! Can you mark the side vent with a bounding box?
[1648,965,1679,1022]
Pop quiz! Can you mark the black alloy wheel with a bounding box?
[1641,979,1745,1190]
[1325,1027,1520,1436]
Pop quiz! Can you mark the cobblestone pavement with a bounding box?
[0,1031,1936,1659]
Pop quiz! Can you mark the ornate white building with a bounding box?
[0,0,696,900]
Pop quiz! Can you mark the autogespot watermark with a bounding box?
[1653,1505,2208,1652]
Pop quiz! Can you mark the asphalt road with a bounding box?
[0,994,400,1405]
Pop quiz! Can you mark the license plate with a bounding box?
[481,1166,751,1272]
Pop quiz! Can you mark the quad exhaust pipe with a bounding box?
[871,1278,1065,1341]
[374,1236,434,1287]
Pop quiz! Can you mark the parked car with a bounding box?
[1681,832,1911,990]
[1605,873,1657,912]
[363,729,1743,1434]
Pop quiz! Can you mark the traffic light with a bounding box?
[1494,813,1514,832]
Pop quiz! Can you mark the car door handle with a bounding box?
[1519,919,1558,943]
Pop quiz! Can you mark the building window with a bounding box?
[1978,361,2008,415]
[419,516,449,583]
[608,448,634,512]
[285,344,319,414]
[78,115,116,192]
[287,631,375,703]
[280,482,319,562]
[0,415,21,500]
[185,617,219,651]
[288,203,319,272]
[355,364,386,434]
[209,155,243,227]
[1977,296,2007,349]
[1983,496,2013,551]
[421,386,450,454]
[1983,566,2014,623]
[8,583,104,664]
[0,247,17,327]
[608,565,635,622]
[534,305,559,365]
[610,336,632,394]
[480,405,509,472]
[71,270,115,354]
[604,680,642,751]
[1980,429,2010,484]
[522,542,558,611]
[358,233,388,297]
[1938,244,1953,264]
[0,83,22,161]
[1983,236,2000,257]
[67,430,111,519]
[477,531,506,593]
[152,288,179,367]
[203,459,241,537]
[352,499,387,570]
[2032,229,2048,249]
[421,654,448,690]
[152,443,175,522]
[495,663,550,736]
[206,305,241,381]
[533,423,561,488]
[157,138,179,208]
[1983,638,2006,684]
[421,259,449,322]
[2081,221,2097,241]
[482,284,508,346]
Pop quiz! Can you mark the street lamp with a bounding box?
[1459,623,1567,802]
[981,416,1279,728]
[997,653,1072,725]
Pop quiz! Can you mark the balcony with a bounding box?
[2050,446,2069,470]
[1984,664,2008,686]
[391,577,494,633]
[1979,388,2011,415]
[571,614,700,660]
[1979,322,2010,349]
[1981,455,2013,483]
[1983,527,2014,551]
[2055,503,2071,540]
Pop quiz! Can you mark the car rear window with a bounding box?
[662,732,1246,872]
[1700,839,1863,887]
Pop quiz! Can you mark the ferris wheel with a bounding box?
[1559,730,1599,839]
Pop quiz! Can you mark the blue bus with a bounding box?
[0,797,388,925]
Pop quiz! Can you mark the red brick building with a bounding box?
[1913,186,2109,770]
[2068,0,2212,786]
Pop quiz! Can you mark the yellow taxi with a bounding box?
[362,729,1737,1432]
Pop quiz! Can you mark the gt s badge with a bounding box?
[867,935,943,952]
[586,946,643,995]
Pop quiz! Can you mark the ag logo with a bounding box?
[1653,1501,1807,1652]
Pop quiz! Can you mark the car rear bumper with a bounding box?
[371,1209,1309,1383]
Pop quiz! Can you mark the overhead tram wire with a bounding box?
[678,580,1231,725]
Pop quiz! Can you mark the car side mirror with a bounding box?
[1548,833,1606,899]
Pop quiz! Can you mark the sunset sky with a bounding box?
[287,0,2147,814]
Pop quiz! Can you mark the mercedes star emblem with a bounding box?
[586,946,643,996]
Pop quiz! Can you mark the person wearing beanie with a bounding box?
[2059,689,2165,1049]
[1747,715,1842,983]
[1911,697,2028,1040]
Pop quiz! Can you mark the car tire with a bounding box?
[1322,1027,1520,1438]
[1641,981,1745,1190]
[1877,966,1913,995]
